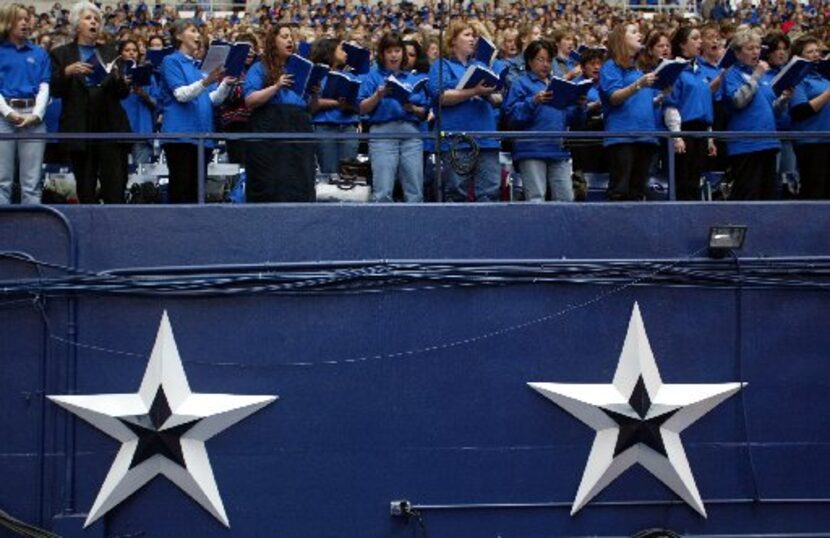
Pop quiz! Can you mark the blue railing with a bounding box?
[2,129,830,203]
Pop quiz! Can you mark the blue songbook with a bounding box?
[126,62,153,87]
[86,50,115,86]
[718,48,736,70]
[343,42,371,75]
[475,36,497,67]
[652,58,688,90]
[455,64,503,91]
[770,56,813,95]
[816,55,830,80]
[546,76,593,109]
[146,46,174,70]
[384,74,428,105]
[306,62,330,94]
[321,70,361,105]
[284,53,313,95]
[224,42,252,77]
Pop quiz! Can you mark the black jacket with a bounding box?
[49,42,131,149]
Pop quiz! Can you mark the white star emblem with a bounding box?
[529,302,744,517]
[48,311,277,527]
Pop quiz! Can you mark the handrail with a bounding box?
[4,129,830,203]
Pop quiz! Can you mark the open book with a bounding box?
[770,56,813,96]
[652,58,688,90]
[199,42,252,77]
[284,54,329,96]
[718,48,736,70]
[126,62,154,87]
[145,46,174,70]
[343,42,371,75]
[817,54,830,80]
[456,64,503,91]
[321,71,361,106]
[86,50,118,86]
[385,74,428,105]
[546,77,593,109]
[475,36,497,67]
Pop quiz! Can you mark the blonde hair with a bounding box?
[441,19,475,58]
[607,22,638,67]
[0,4,27,42]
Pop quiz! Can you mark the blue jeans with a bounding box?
[441,148,500,202]
[368,121,423,203]
[314,123,359,174]
[518,158,574,202]
[0,116,46,204]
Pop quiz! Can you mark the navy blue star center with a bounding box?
[602,377,677,457]
[119,387,199,469]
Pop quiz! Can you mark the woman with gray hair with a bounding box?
[49,1,131,203]
[722,28,791,200]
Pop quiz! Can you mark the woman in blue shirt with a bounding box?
[664,26,718,200]
[504,39,580,202]
[723,29,790,200]
[762,32,797,190]
[359,32,427,203]
[599,22,659,201]
[0,3,50,204]
[244,22,317,203]
[159,19,232,203]
[428,20,502,202]
[788,35,830,199]
[118,38,158,166]
[310,37,359,176]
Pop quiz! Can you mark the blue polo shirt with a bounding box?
[665,61,714,126]
[696,55,723,102]
[789,71,830,145]
[427,57,499,150]
[159,51,218,144]
[121,78,159,135]
[358,66,426,125]
[242,60,308,108]
[503,71,582,161]
[599,59,658,146]
[0,39,51,99]
[312,70,360,125]
[723,62,780,156]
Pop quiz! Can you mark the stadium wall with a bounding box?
[1,203,829,537]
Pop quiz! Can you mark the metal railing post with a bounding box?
[197,137,206,204]
[667,136,677,201]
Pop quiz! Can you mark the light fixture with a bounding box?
[708,225,747,258]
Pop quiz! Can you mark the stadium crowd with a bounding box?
[0,0,829,204]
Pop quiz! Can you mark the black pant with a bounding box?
[675,120,711,201]
[606,143,656,201]
[795,143,830,200]
[70,143,129,204]
[246,104,315,203]
[728,149,778,200]
[164,143,212,204]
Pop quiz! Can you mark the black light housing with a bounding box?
[708,225,747,258]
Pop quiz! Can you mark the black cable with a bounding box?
[4,250,830,299]
[447,133,479,176]
[408,507,428,538]
[730,251,761,503]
